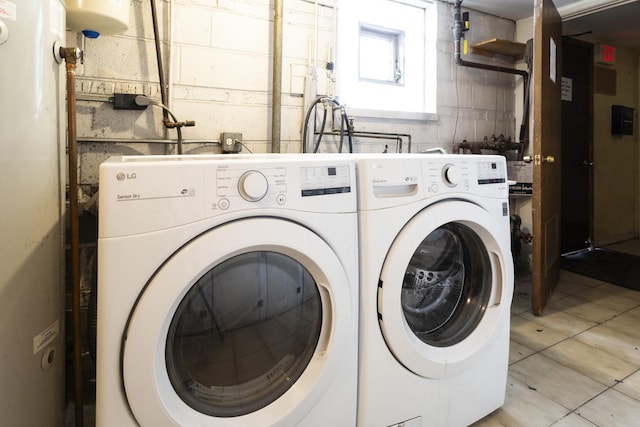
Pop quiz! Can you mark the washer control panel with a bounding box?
[300,165,351,197]
[476,160,507,185]
[357,154,509,211]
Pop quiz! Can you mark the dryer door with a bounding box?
[378,201,512,379]
[122,218,353,426]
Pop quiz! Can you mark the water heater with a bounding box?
[0,0,66,424]
[66,0,130,38]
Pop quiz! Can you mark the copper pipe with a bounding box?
[61,46,84,427]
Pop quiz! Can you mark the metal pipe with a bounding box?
[61,46,84,427]
[452,0,529,145]
[167,0,175,109]
[150,0,169,123]
[76,137,219,145]
[317,130,412,153]
[271,0,283,153]
[452,0,528,83]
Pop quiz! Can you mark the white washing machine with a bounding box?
[356,154,513,427]
[96,154,359,426]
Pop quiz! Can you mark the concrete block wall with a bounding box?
[67,0,521,186]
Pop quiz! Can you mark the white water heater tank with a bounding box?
[66,0,130,38]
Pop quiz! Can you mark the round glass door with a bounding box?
[121,218,352,426]
[378,201,511,379]
[401,223,491,347]
[166,251,322,417]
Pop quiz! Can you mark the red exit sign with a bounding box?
[597,44,616,65]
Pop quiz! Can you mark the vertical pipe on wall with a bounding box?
[150,0,169,124]
[167,0,175,110]
[272,0,283,153]
[61,46,84,427]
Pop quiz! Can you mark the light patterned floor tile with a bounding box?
[510,315,569,352]
[509,353,607,410]
[603,307,640,340]
[470,412,508,427]
[549,295,619,324]
[509,340,535,365]
[542,338,638,386]
[577,389,640,427]
[511,294,531,316]
[574,284,640,313]
[613,369,640,402]
[575,324,640,365]
[548,288,568,303]
[551,413,598,426]
[558,271,605,290]
[519,307,596,337]
[488,375,570,427]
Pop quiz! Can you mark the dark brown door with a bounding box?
[531,0,562,315]
[561,38,593,254]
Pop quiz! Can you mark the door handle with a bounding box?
[522,155,554,165]
[582,160,594,168]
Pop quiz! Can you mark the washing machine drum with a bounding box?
[401,223,491,347]
[378,201,512,379]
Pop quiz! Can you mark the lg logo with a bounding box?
[116,172,137,181]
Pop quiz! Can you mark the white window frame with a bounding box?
[336,0,437,119]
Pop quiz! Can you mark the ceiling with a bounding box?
[458,0,640,49]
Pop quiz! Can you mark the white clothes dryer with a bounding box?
[356,154,513,427]
[96,154,358,426]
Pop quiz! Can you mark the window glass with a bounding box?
[359,25,404,84]
[165,251,322,417]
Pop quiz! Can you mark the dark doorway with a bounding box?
[560,37,593,254]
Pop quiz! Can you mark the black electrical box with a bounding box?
[611,105,634,135]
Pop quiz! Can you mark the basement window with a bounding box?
[359,25,405,85]
[337,0,437,118]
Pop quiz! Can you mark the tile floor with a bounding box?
[473,242,640,427]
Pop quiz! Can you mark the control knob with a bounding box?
[442,164,462,187]
[238,170,268,201]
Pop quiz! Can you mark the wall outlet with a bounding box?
[220,132,243,153]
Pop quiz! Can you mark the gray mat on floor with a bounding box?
[561,248,640,291]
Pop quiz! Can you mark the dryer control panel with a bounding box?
[99,154,357,237]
